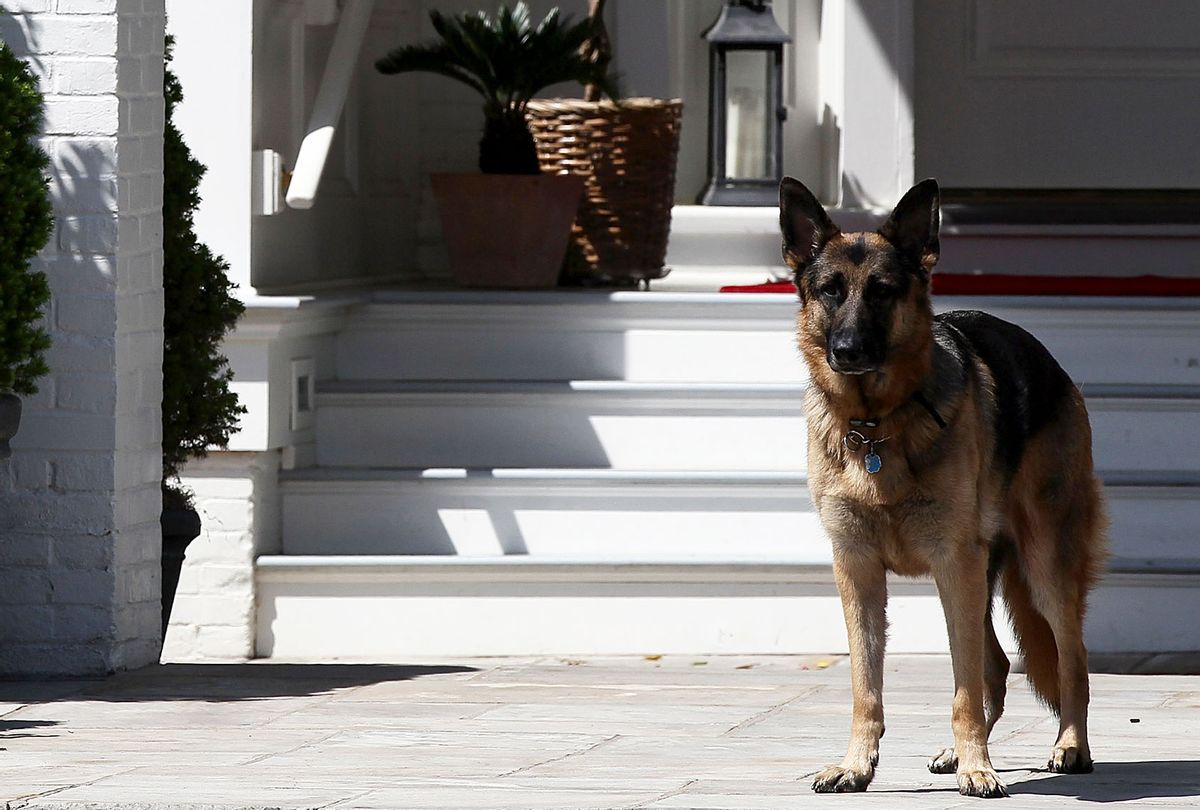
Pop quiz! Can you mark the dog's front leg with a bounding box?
[812,551,886,793]
[932,543,1008,799]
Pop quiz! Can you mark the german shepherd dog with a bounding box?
[781,178,1107,798]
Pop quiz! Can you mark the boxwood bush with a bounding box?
[0,42,52,395]
[162,38,244,500]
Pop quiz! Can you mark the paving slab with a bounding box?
[1,655,1197,809]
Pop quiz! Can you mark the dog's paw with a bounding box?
[928,746,958,774]
[957,767,1008,799]
[1048,746,1093,774]
[811,764,874,793]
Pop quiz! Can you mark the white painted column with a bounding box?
[164,0,252,295]
[819,0,915,207]
[0,0,165,676]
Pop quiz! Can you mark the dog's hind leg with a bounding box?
[1012,414,1104,775]
[983,609,1011,731]
[1019,547,1093,773]
[1003,396,1104,777]
[1021,493,1101,774]
[1042,603,1092,773]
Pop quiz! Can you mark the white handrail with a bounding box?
[285,0,376,209]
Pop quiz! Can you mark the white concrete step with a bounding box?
[254,557,965,658]
[334,292,806,383]
[332,291,1200,386]
[313,379,1200,473]
[281,470,819,557]
[279,468,1198,564]
[661,206,1200,287]
[254,555,1200,658]
[314,381,806,470]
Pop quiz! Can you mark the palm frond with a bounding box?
[441,13,506,103]
[374,44,489,99]
[535,7,562,38]
[375,2,618,110]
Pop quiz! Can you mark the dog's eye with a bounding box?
[817,278,844,300]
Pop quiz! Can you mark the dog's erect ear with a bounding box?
[780,177,840,271]
[878,178,940,271]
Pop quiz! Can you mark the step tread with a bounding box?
[259,555,829,569]
[280,468,808,484]
[279,466,1200,488]
[345,289,1200,310]
[319,379,806,393]
[256,554,1200,578]
[317,380,808,397]
[318,379,1200,401]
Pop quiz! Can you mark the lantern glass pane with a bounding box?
[724,49,770,179]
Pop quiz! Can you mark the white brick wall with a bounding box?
[161,451,280,661]
[0,1,165,677]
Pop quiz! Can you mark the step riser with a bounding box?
[334,299,1200,386]
[316,405,807,470]
[314,396,1197,473]
[258,590,950,657]
[337,326,807,383]
[255,571,1193,657]
[281,482,1193,561]
[282,485,821,557]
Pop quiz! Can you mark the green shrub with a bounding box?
[161,38,245,491]
[0,42,52,395]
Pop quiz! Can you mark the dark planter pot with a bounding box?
[160,507,202,636]
[431,173,584,288]
[0,392,22,459]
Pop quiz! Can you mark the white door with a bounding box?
[915,0,1200,189]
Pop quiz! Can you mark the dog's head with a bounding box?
[781,178,940,377]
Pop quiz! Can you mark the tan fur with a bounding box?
[798,229,1108,798]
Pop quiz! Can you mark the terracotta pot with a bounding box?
[160,507,202,636]
[0,392,21,459]
[431,173,584,288]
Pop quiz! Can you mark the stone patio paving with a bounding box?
[1,655,1197,809]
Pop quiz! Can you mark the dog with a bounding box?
[781,178,1107,798]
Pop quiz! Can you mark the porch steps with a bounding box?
[256,292,1200,659]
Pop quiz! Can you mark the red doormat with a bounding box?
[720,275,1200,296]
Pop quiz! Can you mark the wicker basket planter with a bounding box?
[526,98,683,287]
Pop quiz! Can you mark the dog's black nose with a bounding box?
[829,332,868,371]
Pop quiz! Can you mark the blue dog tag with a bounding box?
[865,451,882,474]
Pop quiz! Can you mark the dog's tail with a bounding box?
[998,563,1061,716]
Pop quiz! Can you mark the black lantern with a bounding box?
[699,0,791,206]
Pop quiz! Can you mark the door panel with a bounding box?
[915,0,1200,188]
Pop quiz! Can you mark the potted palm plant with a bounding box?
[0,43,53,456]
[376,2,616,288]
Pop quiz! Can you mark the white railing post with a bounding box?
[285,0,376,209]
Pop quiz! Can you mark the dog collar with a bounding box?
[844,393,947,475]
[844,419,889,474]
